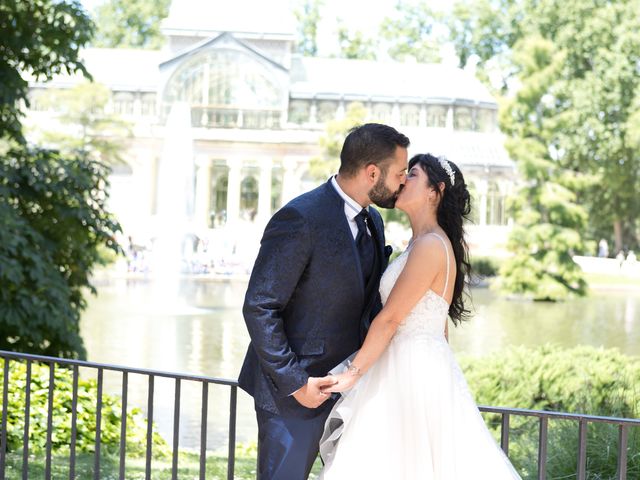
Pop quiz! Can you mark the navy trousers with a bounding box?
[256,406,331,480]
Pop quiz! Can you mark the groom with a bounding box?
[238,123,410,479]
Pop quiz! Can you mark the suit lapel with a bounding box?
[369,209,386,269]
[322,181,366,302]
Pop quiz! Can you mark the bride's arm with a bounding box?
[325,235,446,392]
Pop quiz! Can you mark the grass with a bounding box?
[1,450,323,479]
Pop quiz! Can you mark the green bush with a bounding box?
[0,358,169,458]
[460,345,640,479]
[470,256,502,278]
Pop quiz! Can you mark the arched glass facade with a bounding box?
[164,49,283,128]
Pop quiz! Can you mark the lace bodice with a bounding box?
[379,235,451,341]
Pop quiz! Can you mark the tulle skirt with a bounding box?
[318,334,522,479]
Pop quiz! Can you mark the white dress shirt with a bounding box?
[331,175,370,239]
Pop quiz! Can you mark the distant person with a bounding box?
[238,123,409,479]
[598,238,609,258]
[617,250,626,268]
[627,250,637,265]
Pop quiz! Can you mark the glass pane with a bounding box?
[400,104,420,126]
[476,109,497,132]
[240,176,259,219]
[317,101,338,123]
[372,103,393,124]
[454,107,473,131]
[288,100,309,124]
[427,106,447,127]
[210,171,228,227]
[164,48,283,129]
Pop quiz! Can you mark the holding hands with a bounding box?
[293,376,338,408]
[321,362,362,394]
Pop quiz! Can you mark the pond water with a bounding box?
[81,277,639,451]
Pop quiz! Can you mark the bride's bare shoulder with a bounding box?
[406,234,447,265]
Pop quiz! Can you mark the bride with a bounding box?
[318,153,521,479]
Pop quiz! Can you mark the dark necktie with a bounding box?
[355,209,375,285]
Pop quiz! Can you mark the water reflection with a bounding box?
[448,289,640,356]
[81,279,639,450]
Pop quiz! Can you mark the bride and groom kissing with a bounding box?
[238,123,521,479]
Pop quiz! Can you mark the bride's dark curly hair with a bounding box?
[408,153,472,325]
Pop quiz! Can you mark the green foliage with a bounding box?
[294,0,323,56]
[470,256,501,278]
[379,1,444,63]
[308,102,368,181]
[461,345,640,416]
[0,0,94,143]
[449,0,640,253]
[92,0,171,49]
[31,82,131,166]
[0,147,122,358]
[0,358,170,457]
[337,25,377,60]
[460,345,640,478]
[495,36,589,301]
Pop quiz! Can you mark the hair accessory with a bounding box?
[437,156,455,186]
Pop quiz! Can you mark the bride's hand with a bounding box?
[321,372,358,393]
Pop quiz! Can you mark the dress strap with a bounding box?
[427,233,450,297]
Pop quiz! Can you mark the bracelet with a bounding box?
[346,360,362,377]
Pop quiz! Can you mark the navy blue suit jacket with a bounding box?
[238,179,391,418]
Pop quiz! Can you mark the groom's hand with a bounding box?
[293,376,337,408]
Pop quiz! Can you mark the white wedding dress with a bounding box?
[319,234,521,479]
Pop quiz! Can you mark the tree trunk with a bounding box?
[613,220,623,254]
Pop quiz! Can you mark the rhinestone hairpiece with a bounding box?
[438,157,455,186]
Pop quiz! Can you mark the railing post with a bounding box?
[94,368,104,480]
[227,385,237,480]
[617,424,628,479]
[119,371,128,480]
[1,358,9,479]
[69,365,79,480]
[22,360,32,480]
[577,420,587,480]
[200,382,209,480]
[145,375,154,480]
[501,413,510,455]
[45,362,55,480]
[538,416,548,480]
[172,379,181,480]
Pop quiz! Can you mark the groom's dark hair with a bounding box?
[339,123,410,178]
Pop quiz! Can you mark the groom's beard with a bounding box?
[369,176,402,209]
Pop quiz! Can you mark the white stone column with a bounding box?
[446,105,454,131]
[133,95,142,117]
[336,99,345,119]
[476,178,489,226]
[419,103,427,127]
[310,99,318,124]
[257,158,273,224]
[392,102,401,125]
[226,158,242,225]
[281,157,299,204]
[194,155,211,230]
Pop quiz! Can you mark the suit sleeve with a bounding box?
[242,205,311,397]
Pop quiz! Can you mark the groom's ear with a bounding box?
[364,163,378,183]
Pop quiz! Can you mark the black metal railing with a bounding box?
[0,350,239,480]
[478,405,640,480]
[1,350,639,479]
